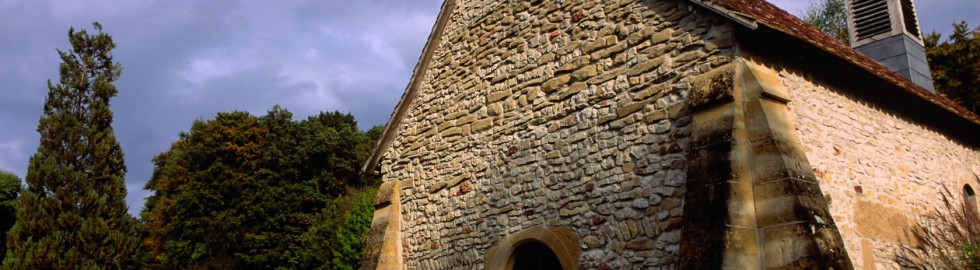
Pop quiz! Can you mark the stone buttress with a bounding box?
[678,58,852,269]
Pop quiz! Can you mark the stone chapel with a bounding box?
[359,0,980,269]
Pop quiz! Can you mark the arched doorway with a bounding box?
[964,184,977,214]
[511,241,563,270]
[485,226,580,270]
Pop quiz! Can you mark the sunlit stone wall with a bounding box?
[377,0,736,268]
[781,67,980,270]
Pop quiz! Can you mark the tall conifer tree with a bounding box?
[925,22,980,114]
[3,23,139,269]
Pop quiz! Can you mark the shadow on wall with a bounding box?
[678,124,733,269]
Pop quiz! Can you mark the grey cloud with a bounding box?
[1,0,442,215]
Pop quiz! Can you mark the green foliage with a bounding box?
[3,22,141,269]
[0,170,22,265]
[140,106,378,269]
[357,125,384,185]
[333,187,376,269]
[299,186,377,270]
[896,183,980,269]
[925,22,980,114]
[141,110,265,269]
[801,0,849,44]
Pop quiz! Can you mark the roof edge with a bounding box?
[688,0,758,29]
[760,23,980,126]
[362,0,456,174]
[694,0,980,127]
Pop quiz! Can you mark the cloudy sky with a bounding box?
[1,0,976,216]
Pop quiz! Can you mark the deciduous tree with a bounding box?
[0,170,22,264]
[801,0,849,44]
[141,107,377,269]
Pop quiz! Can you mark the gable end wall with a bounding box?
[375,0,737,268]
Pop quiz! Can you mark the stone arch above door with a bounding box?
[485,226,580,270]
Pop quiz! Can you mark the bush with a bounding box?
[299,186,377,270]
[896,182,980,269]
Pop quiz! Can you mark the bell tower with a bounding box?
[847,0,935,92]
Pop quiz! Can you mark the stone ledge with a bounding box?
[373,181,396,207]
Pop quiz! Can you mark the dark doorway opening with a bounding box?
[965,184,977,214]
[512,241,562,270]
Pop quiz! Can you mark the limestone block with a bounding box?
[761,222,818,269]
[616,99,650,118]
[537,52,556,65]
[854,200,914,244]
[558,56,591,72]
[751,178,821,227]
[743,99,794,141]
[861,239,876,270]
[471,118,494,132]
[584,235,605,248]
[456,114,476,126]
[748,137,817,185]
[590,42,627,60]
[720,227,762,270]
[642,42,679,57]
[688,63,735,108]
[572,65,599,81]
[488,102,504,116]
[442,127,463,137]
[486,90,511,103]
[741,60,791,102]
[581,38,608,54]
[689,103,735,149]
[635,83,666,101]
[626,239,655,250]
[542,74,572,93]
[438,120,454,131]
[651,28,673,45]
[674,50,706,66]
[560,201,590,218]
[627,26,658,45]
[726,181,757,228]
[628,55,666,76]
[374,181,396,207]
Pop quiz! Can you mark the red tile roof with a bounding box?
[701,0,980,124]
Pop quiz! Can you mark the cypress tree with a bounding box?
[925,22,980,114]
[3,23,140,269]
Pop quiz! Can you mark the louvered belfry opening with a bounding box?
[846,0,935,93]
[899,0,920,38]
[847,0,924,46]
[851,0,891,40]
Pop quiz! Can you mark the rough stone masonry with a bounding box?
[360,0,980,269]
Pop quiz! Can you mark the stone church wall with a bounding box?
[779,67,980,269]
[377,0,736,268]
